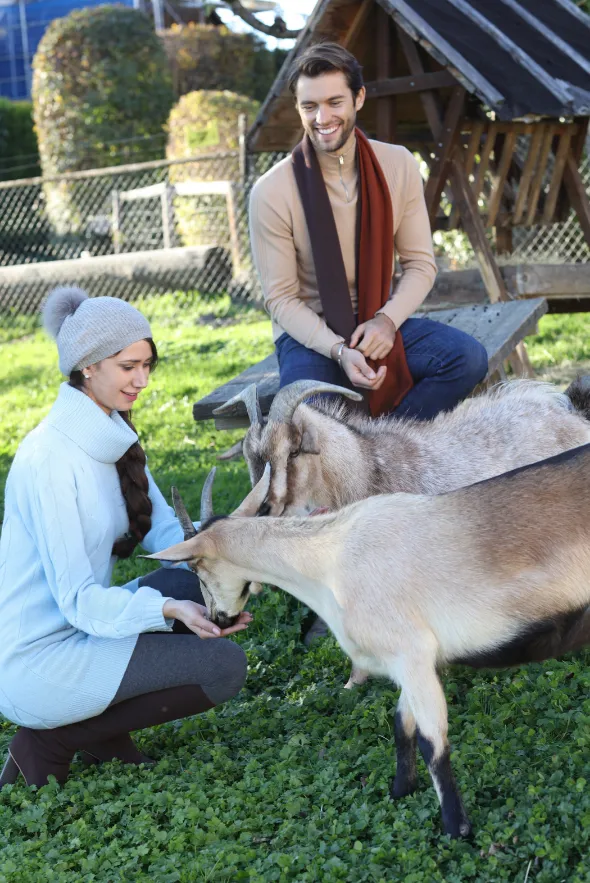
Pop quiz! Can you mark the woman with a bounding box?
[0,286,250,789]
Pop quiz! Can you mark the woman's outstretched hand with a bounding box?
[162,599,252,638]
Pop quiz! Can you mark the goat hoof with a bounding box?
[442,814,473,840]
[390,777,418,799]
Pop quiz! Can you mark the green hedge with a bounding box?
[0,99,40,180]
[32,4,175,238]
[161,23,287,103]
[167,90,259,250]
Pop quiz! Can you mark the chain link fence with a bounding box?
[0,149,284,341]
[0,145,588,342]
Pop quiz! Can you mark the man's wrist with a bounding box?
[375,312,397,333]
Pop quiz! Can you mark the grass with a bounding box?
[1,296,590,882]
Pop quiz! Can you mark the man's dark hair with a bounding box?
[287,41,364,99]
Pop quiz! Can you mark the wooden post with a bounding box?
[238,113,249,188]
[161,185,175,249]
[423,87,466,223]
[112,190,121,254]
[376,6,396,143]
[226,182,241,274]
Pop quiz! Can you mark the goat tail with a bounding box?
[564,375,590,421]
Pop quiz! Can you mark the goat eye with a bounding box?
[289,449,300,459]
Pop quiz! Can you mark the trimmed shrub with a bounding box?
[160,23,287,103]
[167,90,259,250]
[32,4,175,239]
[0,100,40,180]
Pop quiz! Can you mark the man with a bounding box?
[249,41,488,421]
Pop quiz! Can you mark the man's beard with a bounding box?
[309,115,356,154]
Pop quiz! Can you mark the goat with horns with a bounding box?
[149,445,590,838]
[215,375,590,685]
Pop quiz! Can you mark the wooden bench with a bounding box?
[193,298,548,430]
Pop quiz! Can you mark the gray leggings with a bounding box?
[111,568,247,708]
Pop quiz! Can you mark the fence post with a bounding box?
[112,190,121,254]
[161,185,175,249]
[238,114,249,189]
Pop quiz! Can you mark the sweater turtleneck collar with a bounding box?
[316,131,357,177]
[44,382,138,464]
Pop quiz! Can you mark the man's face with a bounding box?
[295,70,365,154]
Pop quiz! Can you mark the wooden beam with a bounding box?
[525,126,555,227]
[513,127,544,225]
[449,120,483,227]
[396,25,442,137]
[562,152,590,248]
[448,151,507,304]
[487,130,515,228]
[557,117,589,221]
[376,5,395,143]
[423,86,466,222]
[364,70,457,98]
[341,0,372,48]
[472,122,497,205]
[543,131,573,224]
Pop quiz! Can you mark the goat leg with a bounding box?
[392,656,472,839]
[391,691,418,797]
[344,664,370,690]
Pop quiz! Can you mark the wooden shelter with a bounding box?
[247,0,590,341]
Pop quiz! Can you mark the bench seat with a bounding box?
[193,298,548,430]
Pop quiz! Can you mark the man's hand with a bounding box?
[163,598,252,638]
[339,346,387,391]
[349,313,396,361]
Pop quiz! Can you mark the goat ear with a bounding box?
[300,424,320,455]
[232,463,271,517]
[142,534,211,563]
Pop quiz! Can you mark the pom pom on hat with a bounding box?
[42,286,89,340]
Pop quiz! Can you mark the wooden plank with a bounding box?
[444,0,574,109]
[193,299,548,428]
[449,120,483,227]
[120,182,167,203]
[161,186,174,250]
[384,0,505,108]
[364,70,457,98]
[472,122,497,204]
[174,181,231,197]
[513,128,544,225]
[525,126,555,227]
[463,121,580,137]
[423,87,466,222]
[543,131,573,224]
[487,130,516,228]
[562,151,590,248]
[449,151,507,303]
[514,263,590,298]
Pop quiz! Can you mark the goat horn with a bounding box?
[213,383,263,427]
[267,380,363,424]
[171,487,198,541]
[200,467,216,523]
[216,437,244,461]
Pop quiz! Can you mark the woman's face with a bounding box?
[82,339,154,415]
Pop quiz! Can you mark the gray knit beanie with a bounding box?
[42,286,153,376]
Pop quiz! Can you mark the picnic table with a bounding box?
[193,298,548,431]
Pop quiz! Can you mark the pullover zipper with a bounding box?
[338,154,351,203]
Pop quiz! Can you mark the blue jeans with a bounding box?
[275,317,488,420]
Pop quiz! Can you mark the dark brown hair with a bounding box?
[287,41,364,99]
[69,338,159,559]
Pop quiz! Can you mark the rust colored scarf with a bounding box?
[291,127,413,417]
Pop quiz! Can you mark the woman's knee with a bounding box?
[139,568,203,605]
[200,640,247,706]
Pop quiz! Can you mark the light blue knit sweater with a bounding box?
[0,383,193,729]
